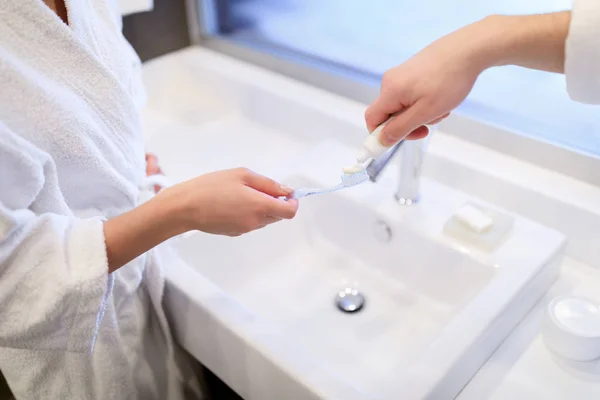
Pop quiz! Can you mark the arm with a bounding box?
[104,168,297,272]
[103,192,184,273]
[0,121,297,351]
[365,10,577,146]
[470,12,570,74]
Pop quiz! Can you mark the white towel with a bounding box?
[118,0,154,16]
[565,0,600,104]
[0,0,200,399]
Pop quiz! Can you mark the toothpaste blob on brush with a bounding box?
[343,163,366,175]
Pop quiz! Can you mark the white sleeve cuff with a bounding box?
[565,0,600,104]
[65,217,114,353]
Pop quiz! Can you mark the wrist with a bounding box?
[458,15,514,72]
[103,188,189,273]
[149,187,192,238]
[425,15,509,77]
[470,12,570,74]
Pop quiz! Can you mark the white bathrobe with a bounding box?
[566,0,600,104]
[0,0,201,399]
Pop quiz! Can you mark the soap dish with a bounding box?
[543,295,600,361]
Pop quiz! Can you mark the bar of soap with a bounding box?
[454,204,493,233]
[443,202,514,252]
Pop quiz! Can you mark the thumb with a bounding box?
[242,171,293,197]
[379,102,430,147]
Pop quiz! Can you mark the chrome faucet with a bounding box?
[365,139,427,205]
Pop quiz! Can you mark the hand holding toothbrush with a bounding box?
[104,168,298,272]
[159,168,299,236]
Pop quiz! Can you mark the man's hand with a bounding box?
[365,12,571,147]
[364,19,488,147]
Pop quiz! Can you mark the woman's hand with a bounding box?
[159,168,299,237]
[104,167,299,272]
[145,153,164,193]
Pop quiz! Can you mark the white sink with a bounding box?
[172,142,566,399]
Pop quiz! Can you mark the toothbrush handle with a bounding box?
[290,185,344,199]
[277,185,344,200]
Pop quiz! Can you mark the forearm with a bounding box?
[469,12,571,73]
[103,189,188,273]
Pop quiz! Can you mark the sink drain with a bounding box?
[335,288,365,313]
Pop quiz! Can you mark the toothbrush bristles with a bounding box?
[340,170,369,187]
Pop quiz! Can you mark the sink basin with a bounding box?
[142,49,577,399]
[177,180,493,393]
[173,143,566,399]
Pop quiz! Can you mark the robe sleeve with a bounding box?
[0,121,114,354]
[565,0,600,104]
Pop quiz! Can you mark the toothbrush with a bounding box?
[287,168,369,200]
[282,116,400,200]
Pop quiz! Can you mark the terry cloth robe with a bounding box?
[0,0,202,399]
[566,0,600,104]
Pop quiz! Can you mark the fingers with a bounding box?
[402,112,451,140]
[366,93,435,147]
[427,112,450,126]
[240,168,293,197]
[145,153,162,176]
[364,95,404,133]
[379,102,434,146]
[264,197,299,220]
[403,112,451,140]
[405,125,430,140]
[245,199,296,235]
[263,216,282,225]
[145,153,164,193]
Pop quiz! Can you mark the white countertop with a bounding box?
[458,257,600,400]
[140,47,600,400]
